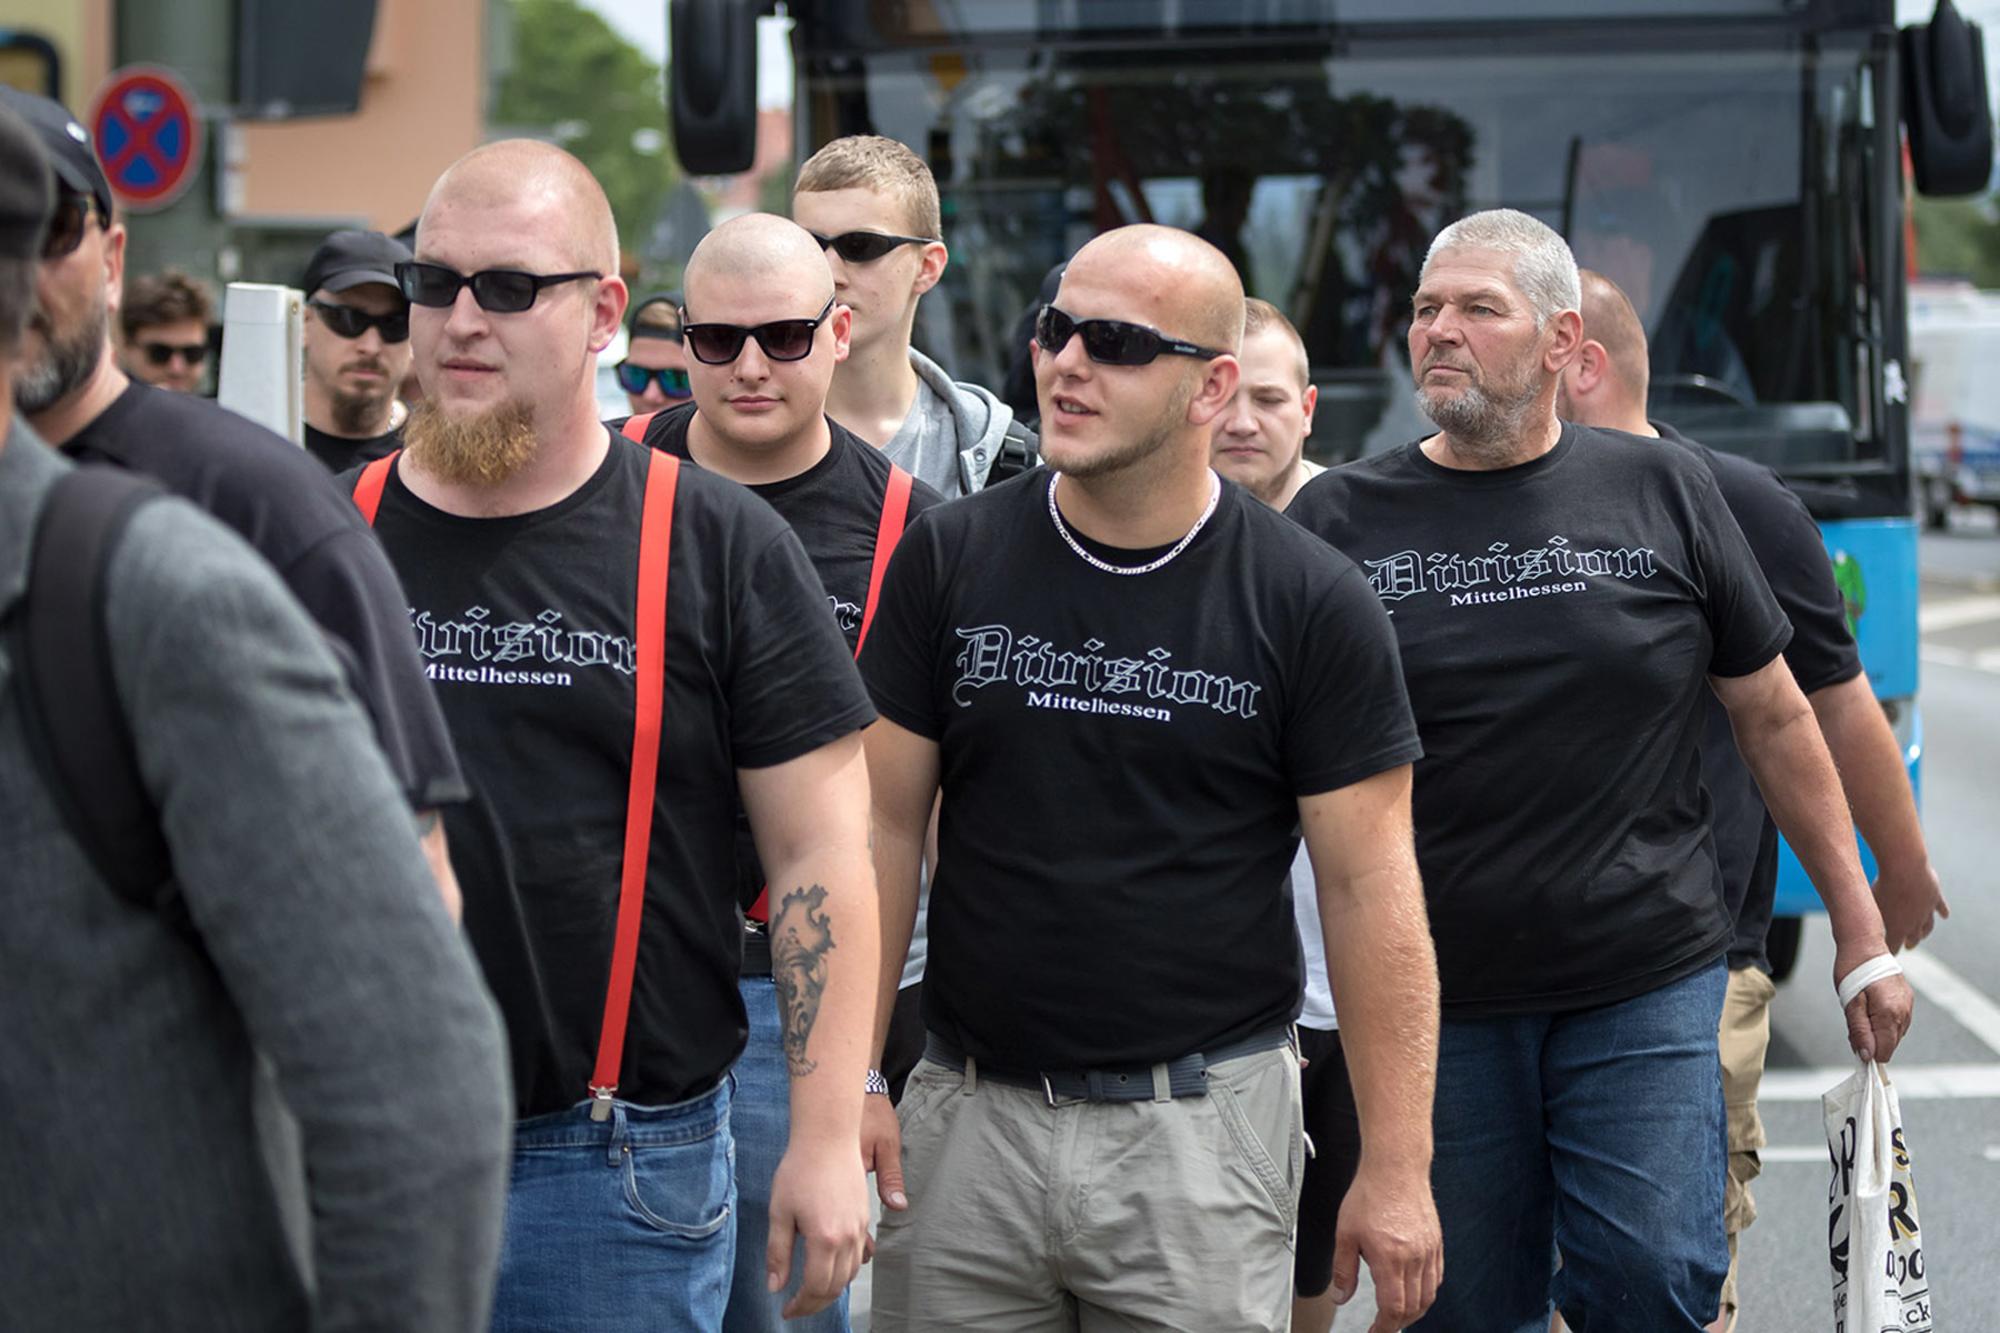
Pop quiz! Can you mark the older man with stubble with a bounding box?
[1287,208,1916,1332]
[343,142,880,1333]
[859,224,1443,1333]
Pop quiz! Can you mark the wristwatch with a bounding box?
[865,1068,891,1097]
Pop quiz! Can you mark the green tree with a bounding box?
[493,0,675,266]
[1913,194,2000,286]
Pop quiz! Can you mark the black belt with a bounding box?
[922,1027,1292,1107]
[741,923,771,977]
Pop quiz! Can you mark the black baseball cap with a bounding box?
[0,85,111,223]
[629,290,683,341]
[0,103,53,261]
[301,229,411,298]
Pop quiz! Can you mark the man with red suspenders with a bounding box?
[346,142,879,1333]
[619,213,943,1333]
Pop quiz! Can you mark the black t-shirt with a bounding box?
[305,419,403,473]
[636,404,944,908]
[350,431,875,1113]
[1659,423,1863,972]
[1287,424,1791,1017]
[67,381,463,810]
[859,470,1421,1071]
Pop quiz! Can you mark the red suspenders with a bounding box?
[744,459,913,925]
[350,417,681,1119]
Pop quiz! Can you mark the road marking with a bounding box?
[1918,594,2000,631]
[1900,950,2000,1057]
[1760,1063,2000,1101]
[1762,1145,1832,1163]
[1920,645,2000,673]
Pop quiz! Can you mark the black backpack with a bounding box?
[12,465,175,908]
[974,417,1042,492]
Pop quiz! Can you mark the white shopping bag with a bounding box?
[1823,1059,1931,1332]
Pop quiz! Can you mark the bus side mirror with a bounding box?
[670,0,761,176]
[1903,0,1994,197]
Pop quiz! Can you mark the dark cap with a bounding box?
[301,229,411,298]
[0,85,111,224]
[629,290,683,341]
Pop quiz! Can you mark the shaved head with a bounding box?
[1066,224,1246,353]
[682,213,834,318]
[1576,269,1649,402]
[421,139,618,274]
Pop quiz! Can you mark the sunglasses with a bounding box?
[1034,304,1230,367]
[140,341,208,367]
[809,230,935,264]
[43,192,95,261]
[616,361,692,398]
[396,260,601,314]
[308,299,410,344]
[680,296,836,365]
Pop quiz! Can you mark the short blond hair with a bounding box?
[1243,298,1309,389]
[795,135,941,240]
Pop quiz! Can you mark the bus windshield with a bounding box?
[798,22,1896,485]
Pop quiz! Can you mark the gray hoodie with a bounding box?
[883,347,1018,500]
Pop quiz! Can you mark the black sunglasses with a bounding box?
[140,340,208,367]
[396,260,601,314]
[616,361,692,398]
[809,230,935,264]
[680,297,836,365]
[1034,304,1230,367]
[308,299,410,344]
[43,191,96,261]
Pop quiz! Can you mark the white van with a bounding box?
[1908,279,2000,528]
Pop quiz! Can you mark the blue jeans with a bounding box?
[724,975,850,1333]
[1414,960,1729,1333]
[492,1082,736,1333]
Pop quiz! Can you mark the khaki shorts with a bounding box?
[1717,964,1776,1321]
[870,1042,1303,1332]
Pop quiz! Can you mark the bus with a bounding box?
[673,0,1989,977]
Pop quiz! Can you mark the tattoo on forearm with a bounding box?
[771,884,835,1077]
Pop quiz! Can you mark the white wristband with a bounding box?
[1836,954,1904,1009]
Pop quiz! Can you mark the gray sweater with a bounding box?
[0,427,512,1331]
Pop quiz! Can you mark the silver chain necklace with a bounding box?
[1046,470,1222,576]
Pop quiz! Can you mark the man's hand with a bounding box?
[767,1140,870,1318]
[862,1092,907,1214]
[1329,1160,1443,1332]
[1875,860,1949,953]
[1835,942,1916,1063]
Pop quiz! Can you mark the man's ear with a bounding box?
[1186,355,1242,428]
[1571,339,1608,396]
[588,275,629,354]
[912,240,947,298]
[104,222,128,317]
[829,302,853,363]
[1544,307,1583,375]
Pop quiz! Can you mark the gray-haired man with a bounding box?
[1288,208,1914,1331]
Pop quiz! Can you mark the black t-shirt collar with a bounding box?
[1400,422,1577,489]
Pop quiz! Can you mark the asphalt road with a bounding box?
[854,513,2000,1332]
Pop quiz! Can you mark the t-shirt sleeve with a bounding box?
[1729,471,1863,694]
[1285,554,1424,795]
[282,529,469,809]
[1688,468,1793,678]
[857,511,945,740]
[726,525,878,769]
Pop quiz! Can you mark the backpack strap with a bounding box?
[621,412,658,444]
[18,467,173,905]
[746,461,914,925]
[589,446,681,1119]
[985,417,1041,486]
[351,449,401,525]
[855,463,914,657]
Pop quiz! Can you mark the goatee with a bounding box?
[404,396,539,486]
[16,288,108,415]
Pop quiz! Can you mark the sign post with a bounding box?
[88,65,204,214]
